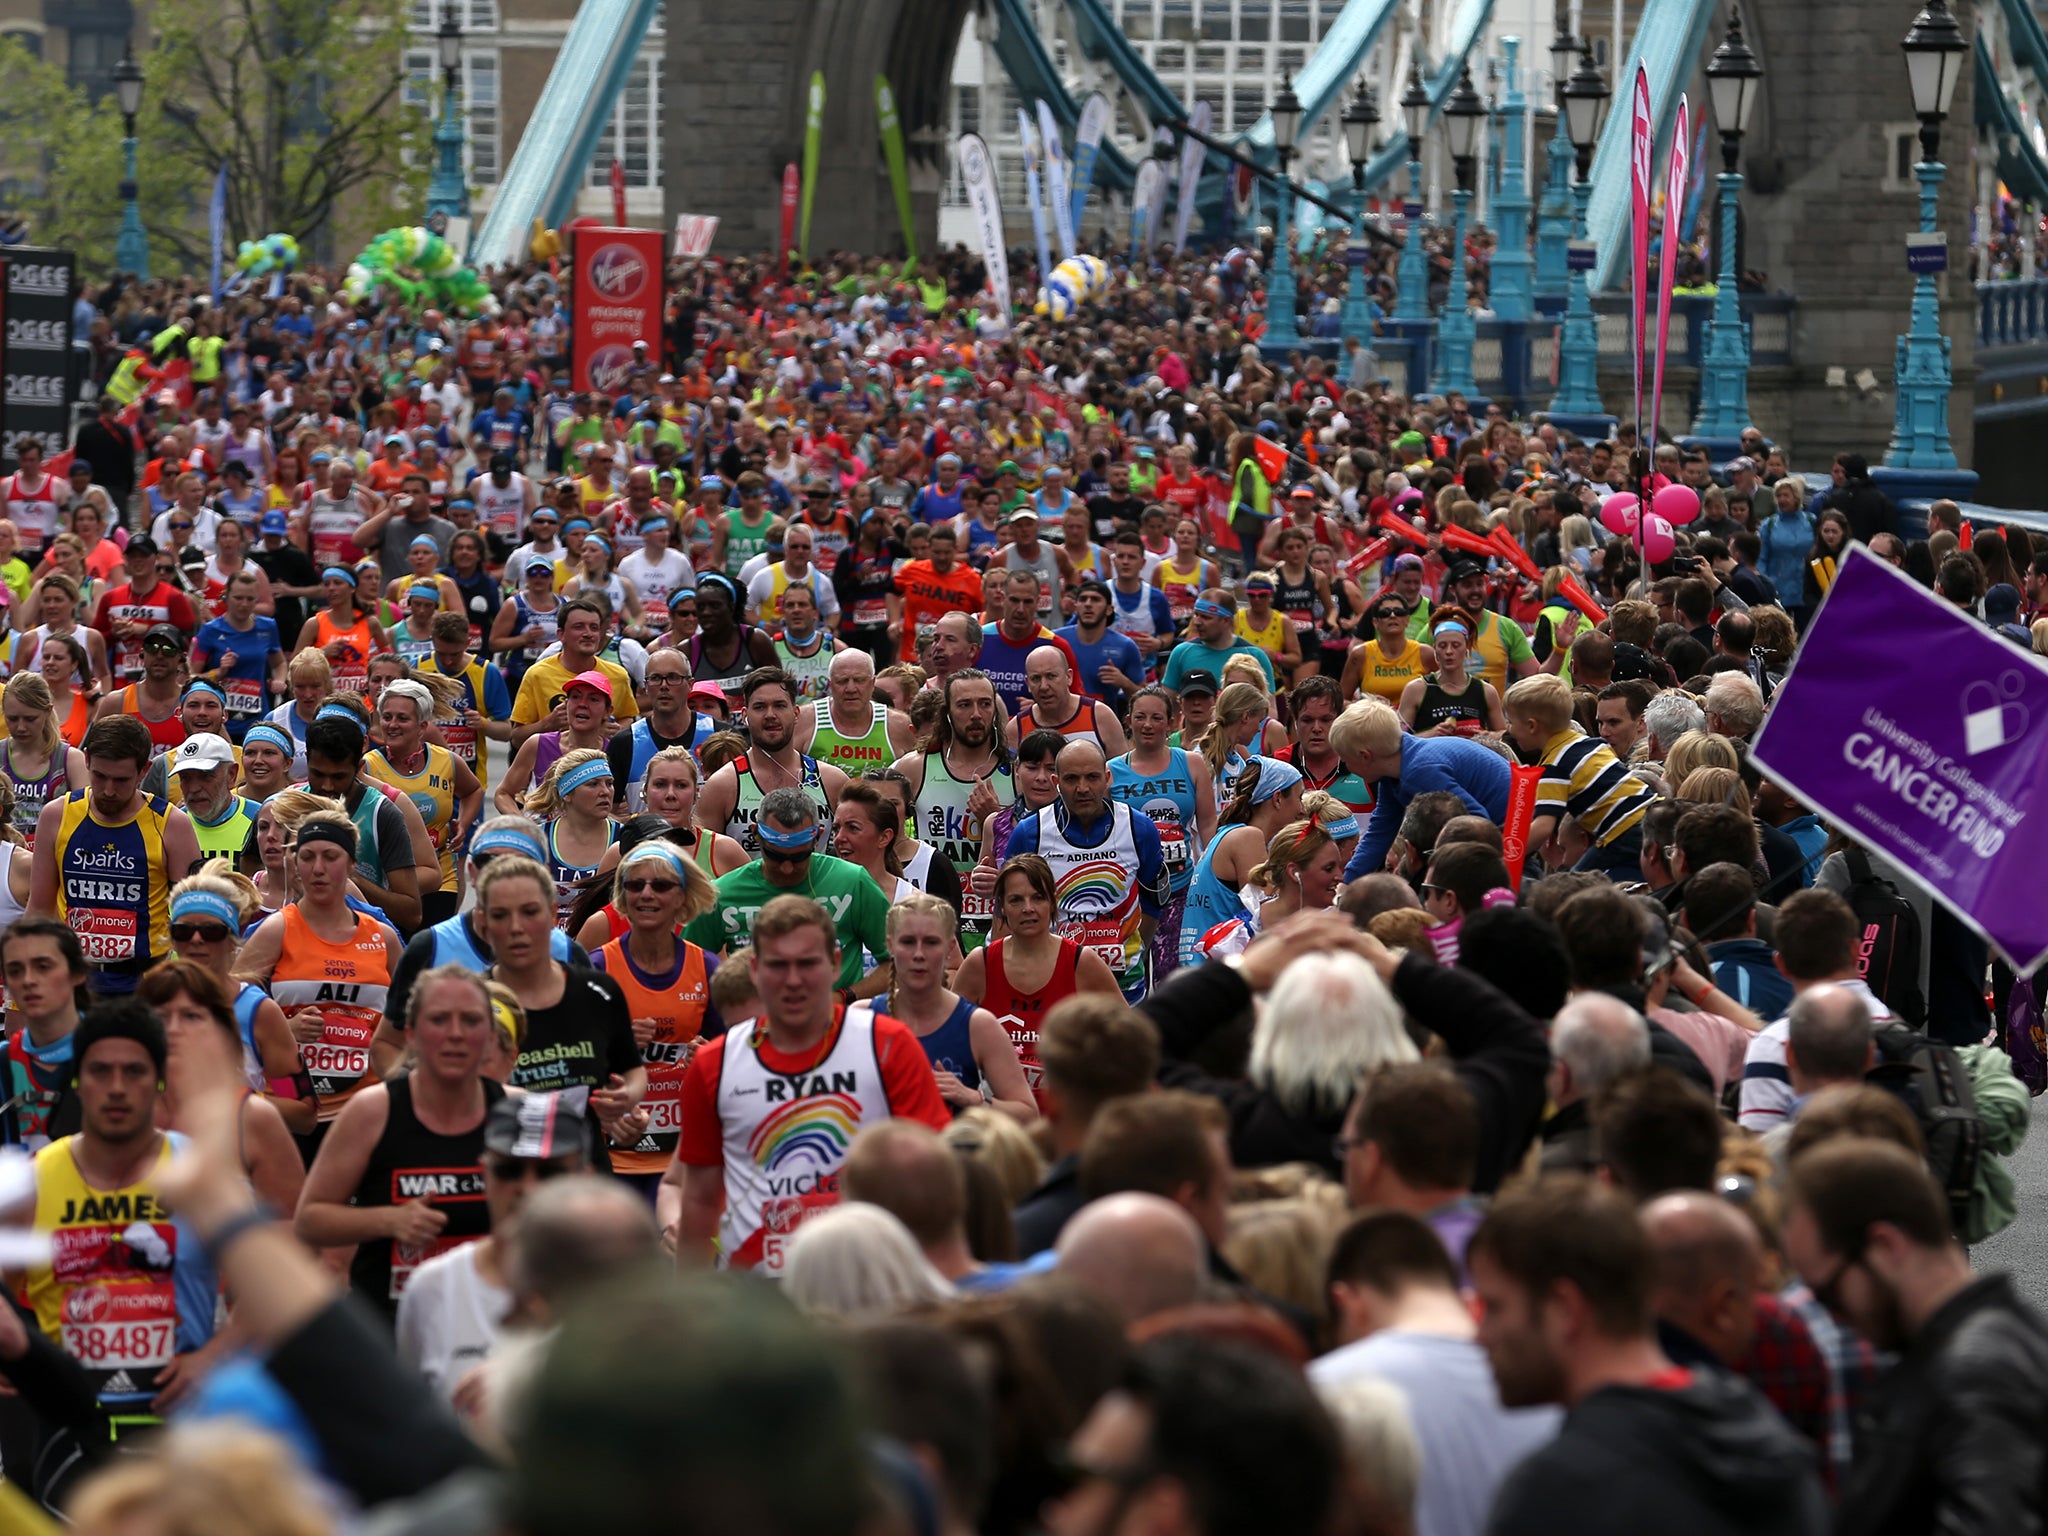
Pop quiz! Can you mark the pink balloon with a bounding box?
[1599,493,1640,536]
[1640,513,1676,564]
[1654,483,1701,527]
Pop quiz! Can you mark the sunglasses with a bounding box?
[170,922,233,944]
[622,877,681,894]
[144,639,180,653]
[170,521,194,531]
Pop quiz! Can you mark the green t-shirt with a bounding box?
[683,853,892,990]
[1160,637,1276,693]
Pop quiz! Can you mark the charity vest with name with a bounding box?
[1034,802,1145,993]
[54,792,172,971]
[270,905,390,1117]
[25,1133,213,1411]
[714,1004,892,1274]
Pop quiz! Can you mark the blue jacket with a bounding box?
[1757,507,1815,606]
[1344,735,1512,880]
[1707,936,1795,1020]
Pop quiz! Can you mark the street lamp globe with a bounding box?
[1343,79,1378,169]
[1443,64,1485,174]
[1705,8,1762,171]
[1563,44,1611,168]
[1549,28,1579,98]
[1400,65,1430,155]
[437,13,463,76]
[112,45,144,124]
[1901,0,1965,157]
[1271,84,1303,157]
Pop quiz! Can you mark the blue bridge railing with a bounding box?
[1978,278,2048,349]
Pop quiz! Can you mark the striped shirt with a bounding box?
[1534,728,1656,848]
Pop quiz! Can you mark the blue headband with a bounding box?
[242,724,294,757]
[183,682,225,705]
[471,825,548,863]
[171,889,241,928]
[1247,758,1304,804]
[564,518,592,533]
[323,565,356,583]
[1323,811,1361,840]
[556,757,613,797]
[408,583,440,603]
[315,703,363,724]
[757,820,818,853]
[1193,599,1229,619]
[1433,620,1470,640]
[620,843,690,882]
[410,534,439,550]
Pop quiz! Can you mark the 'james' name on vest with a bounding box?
[58,1192,167,1224]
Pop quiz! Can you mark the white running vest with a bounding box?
[712,1005,892,1274]
[1033,802,1144,992]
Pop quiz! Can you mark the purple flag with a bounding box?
[1628,66,1652,453]
[1752,546,2048,970]
[1649,97,1688,445]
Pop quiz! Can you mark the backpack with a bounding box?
[1840,846,1927,1025]
[1868,1022,1982,1235]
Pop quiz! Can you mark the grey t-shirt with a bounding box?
[378,513,457,584]
[1309,1330,1560,1536]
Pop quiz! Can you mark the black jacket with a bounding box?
[1835,1273,2048,1536]
[1012,1152,1084,1258]
[1827,477,1898,546]
[1138,952,1550,1192]
[1486,1368,1826,1536]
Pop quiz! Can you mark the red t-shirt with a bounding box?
[674,1007,951,1168]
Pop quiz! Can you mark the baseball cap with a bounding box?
[1074,577,1112,601]
[1609,641,1661,683]
[1445,558,1489,584]
[143,622,184,650]
[169,733,236,773]
[259,510,288,537]
[222,461,251,479]
[1986,582,2023,623]
[564,669,613,700]
[1178,669,1221,698]
[1007,507,1039,525]
[997,459,1021,476]
[1390,552,1426,573]
[1726,455,1758,473]
[1289,483,1316,500]
[688,681,730,706]
[384,433,407,446]
[490,451,515,473]
[483,1089,591,1162]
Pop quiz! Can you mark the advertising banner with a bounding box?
[799,71,825,260]
[1173,100,1211,254]
[1,248,74,471]
[672,215,720,259]
[1070,91,1112,234]
[876,75,919,264]
[778,163,799,275]
[956,134,1010,317]
[569,226,664,396]
[1018,109,1053,293]
[1628,65,1652,446]
[1649,96,1689,441]
[1752,546,2048,969]
[1130,159,1164,254]
[1037,99,1076,260]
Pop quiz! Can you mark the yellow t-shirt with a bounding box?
[1234,606,1289,657]
[510,655,639,726]
[1358,638,1431,704]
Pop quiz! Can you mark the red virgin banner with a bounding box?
[778,163,800,276]
[570,226,665,395]
[1501,764,1545,888]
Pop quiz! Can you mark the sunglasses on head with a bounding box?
[145,638,180,653]
[170,921,233,944]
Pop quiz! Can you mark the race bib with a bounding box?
[301,1043,370,1081]
[1157,825,1190,873]
[389,1234,468,1299]
[755,1191,838,1277]
[224,678,264,719]
[73,908,137,963]
[851,597,889,627]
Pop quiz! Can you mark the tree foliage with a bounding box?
[0,0,433,276]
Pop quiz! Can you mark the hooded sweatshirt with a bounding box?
[1486,1367,1826,1536]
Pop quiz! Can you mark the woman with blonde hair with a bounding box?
[66,1423,336,1536]
[523,748,619,929]
[1197,797,1348,959]
[168,862,314,1136]
[589,839,719,1193]
[942,1104,1047,1206]
[879,891,1037,1123]
[1676,765,1752,818]
[11,570,111,687]
[34,634,94,748]
[1198,680,1276,807]
[1559,513,1599,577]
[1663,728,1740,786]
[1223,1194,1349,1344]
[0,671,84,849]
[264,647,336,777]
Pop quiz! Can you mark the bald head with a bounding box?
[1026,644,1076,705]
[841,1120,965,1251]
[1056,1192,1207,1324]
[1550,993,1650,1107]
[1642,1190,1761,1364]
[1785,982,1873,1094]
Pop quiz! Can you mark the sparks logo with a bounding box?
[587,243,649,303]
[1963,672,2030,755]
[747,1093,860,1170]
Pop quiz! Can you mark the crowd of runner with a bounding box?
[0,238,2037,1536]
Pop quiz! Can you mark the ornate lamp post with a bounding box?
[1550,43,1612,420]
[1887,0,1966,469]
[113,46,149,279]
[1393,66,1433,325]
[1341,80,1380,348]
[1429,66,1485,396]
[1692,8,1764,444]
[426,13,470,225]
[1489,37,1534,322]
[1262,84,1306,352]
[1534,26,1578,296]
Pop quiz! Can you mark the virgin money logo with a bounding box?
[64,1286,109,1324]
[587,244,649,303]
[588,345,637,395]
